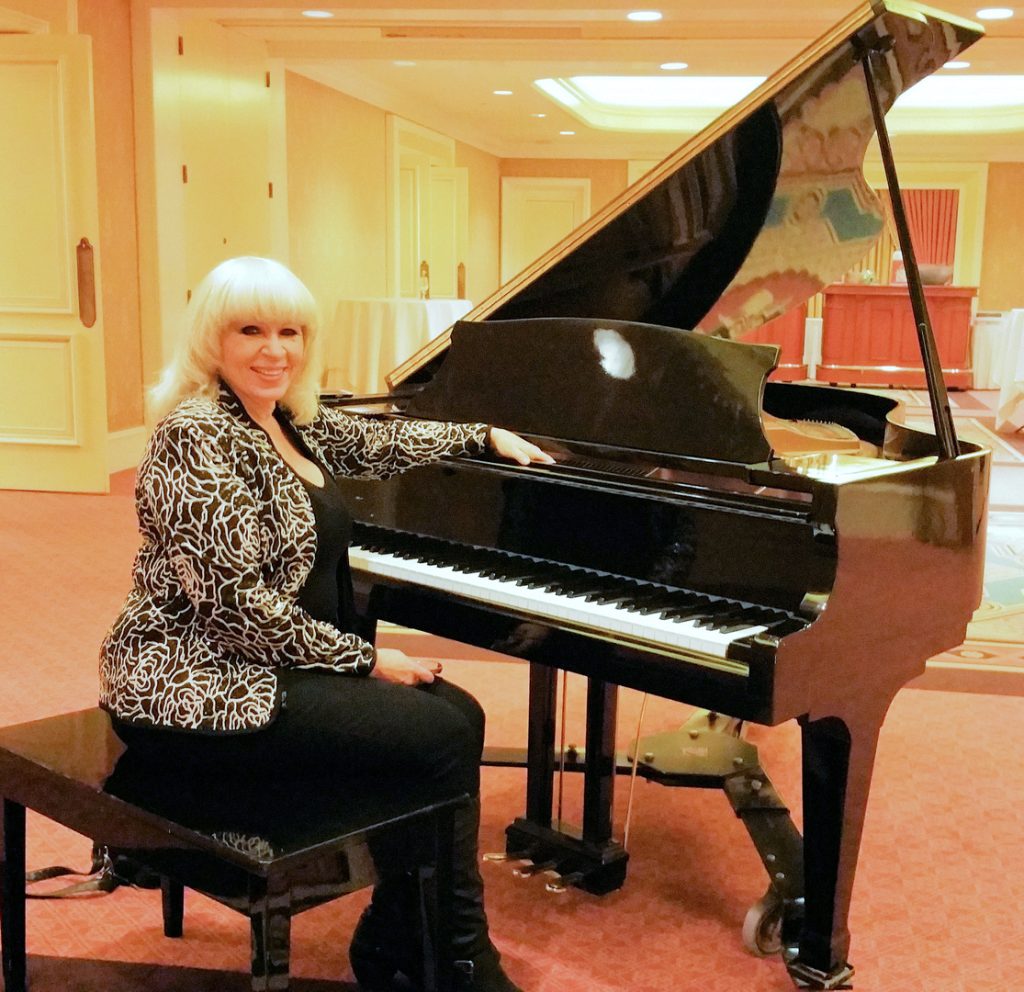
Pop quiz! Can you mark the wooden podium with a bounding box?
[817,284,976,389]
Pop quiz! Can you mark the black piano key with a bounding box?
[544,579,583,596]
[691,603,739,628]
[660,597,715,621]
[592,585,645,607]
[633,592,691,616]
[520,573,560,589]
[582,579,627,603]
[761,617,807,636]
[713,607,773,633]
[546,570,603,596]
[494,558,544,581]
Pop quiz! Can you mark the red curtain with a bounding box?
[878,188,959,266]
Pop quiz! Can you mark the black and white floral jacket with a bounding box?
[99,385,488,733]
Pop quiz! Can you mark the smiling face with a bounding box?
[218,320,305,417]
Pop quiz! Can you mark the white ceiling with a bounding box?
[173,1,1024,161]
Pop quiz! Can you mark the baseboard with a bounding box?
[107,426,147,475]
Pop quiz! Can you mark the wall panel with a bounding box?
[980,163,1024,311]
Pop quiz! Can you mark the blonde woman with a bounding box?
[100,256,549,991]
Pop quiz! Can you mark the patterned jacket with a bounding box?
[99,385,488,733]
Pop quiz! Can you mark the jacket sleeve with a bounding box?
[303,406,489,480]
[139,418,375,674]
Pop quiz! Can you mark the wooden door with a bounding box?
[426,166,468,299]
[0,33,108,492]
[500,178,590,285]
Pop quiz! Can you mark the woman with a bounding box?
[99,256,551,992]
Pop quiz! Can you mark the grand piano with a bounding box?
[327,3,991,988]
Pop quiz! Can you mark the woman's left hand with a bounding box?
[488,427,555,466]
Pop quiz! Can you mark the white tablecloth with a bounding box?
[323,298,473,395]
[971,312,1007,389]
[995,308,1024,435]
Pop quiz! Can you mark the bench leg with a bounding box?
[419,804,456,992]
[249,877,291,992]
[161,877,184,938]
[1,800,26,992]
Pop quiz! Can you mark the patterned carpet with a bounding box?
[893,390,1024,694]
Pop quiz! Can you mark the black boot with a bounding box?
[446,797,523,992]
[349,797,523,992]
[349,871,420,990]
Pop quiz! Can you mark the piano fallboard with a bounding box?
[337,457,834,616]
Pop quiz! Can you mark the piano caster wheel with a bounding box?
[742,888,783,957]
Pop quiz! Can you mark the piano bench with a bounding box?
[0,708,463,992]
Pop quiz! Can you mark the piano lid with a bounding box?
[389,1,983,389]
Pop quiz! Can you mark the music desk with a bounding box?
[0,708,461,992]
[323,298,473,394]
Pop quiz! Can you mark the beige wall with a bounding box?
[79,0,144,432]
[0,0,68,30]
[285,72,389,328]
[455,140,501,304]
[499,158,629,215]
[980,163,1024,311]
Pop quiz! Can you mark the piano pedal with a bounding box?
[544,871,583,893]
[512,859,559,879]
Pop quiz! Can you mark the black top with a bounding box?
[279,417,356,633]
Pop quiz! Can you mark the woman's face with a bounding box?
[219,320,305,413]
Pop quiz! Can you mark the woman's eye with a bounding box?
[281,327,300,337]
[240,325,261,335]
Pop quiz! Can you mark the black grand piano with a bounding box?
[328,3,991,988]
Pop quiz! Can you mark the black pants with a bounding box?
[111,669,486,799]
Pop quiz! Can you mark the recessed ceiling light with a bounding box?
[943,61,971,69]
[660,62,688,70]
[393,60,417,67]
[301,9,333,18]
[894,74,1024,108]
[976,7,1014,18]
[493,89,513,96]
[627,10,663,21]
[530,112,547,118]
[559,130,576,135]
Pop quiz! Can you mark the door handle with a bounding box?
[76,238,96,328]
[419,259,430,300]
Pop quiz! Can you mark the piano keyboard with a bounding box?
[349,526,807,664]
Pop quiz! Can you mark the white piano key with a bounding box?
[349,544,771,660]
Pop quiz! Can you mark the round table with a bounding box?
[323,298,473,394]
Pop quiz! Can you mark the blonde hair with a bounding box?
[149,256,323,424]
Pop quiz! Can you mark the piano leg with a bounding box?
[505,666,628,895]
[786,701,890,990]
[582,677,617,844]
[523,663,557,829]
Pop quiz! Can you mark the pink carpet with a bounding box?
[1,467,1023,991]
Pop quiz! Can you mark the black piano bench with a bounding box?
[0,708,463,992]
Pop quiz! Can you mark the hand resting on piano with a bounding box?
[488,427,555,466]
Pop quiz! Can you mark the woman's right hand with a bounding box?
[369,647,442,686]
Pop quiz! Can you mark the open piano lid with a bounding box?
[391,1,983,466]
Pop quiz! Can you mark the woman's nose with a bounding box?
[262,333,286,355]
